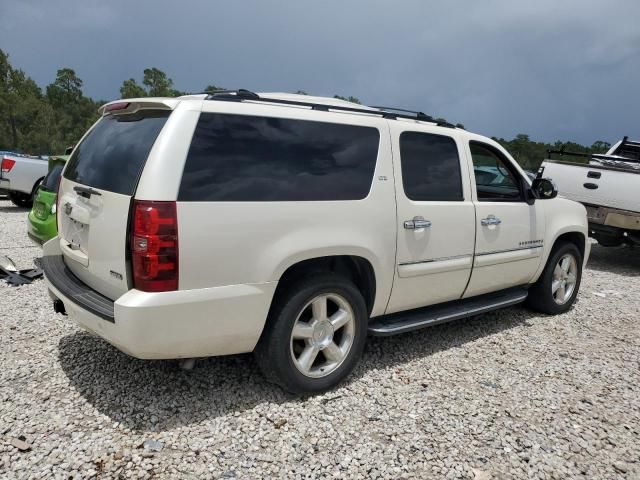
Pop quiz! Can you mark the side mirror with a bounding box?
[531,178,558,200]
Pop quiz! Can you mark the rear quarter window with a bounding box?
[64,110,170,195]
[178,113,380,201]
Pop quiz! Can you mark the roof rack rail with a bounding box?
[370,106,434,122]
[203,89,457,128]
[620,136,640,147]
[547,147,640,164]
[369,105,458,128]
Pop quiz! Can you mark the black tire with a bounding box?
[254,272,368,394]
[8,191,33,208]
[593,232,623,247]
[526,241,583,315]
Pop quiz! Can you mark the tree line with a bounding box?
[0,48,610,167]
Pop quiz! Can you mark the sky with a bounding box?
[2,0,639,145]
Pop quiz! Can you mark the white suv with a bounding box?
[43,90,590,393]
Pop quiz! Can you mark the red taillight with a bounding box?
[131,200,178,292]
[1,157,16,173]
[105,102,130,113]
[55,175,62,231]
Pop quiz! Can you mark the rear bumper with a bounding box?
[43,246,277,359]
[586,204,640,231]
[27,211,56,246]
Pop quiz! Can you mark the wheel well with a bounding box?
[553,231,586,259]
[32,177,44,195]
[275,256,376,315]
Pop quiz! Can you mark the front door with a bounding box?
[386,126,476,314]
[464,140,545,297]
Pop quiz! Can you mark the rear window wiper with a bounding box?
[73,185,102,198]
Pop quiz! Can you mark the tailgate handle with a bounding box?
[73,185,102,198]
[583,182,599,190]
[587,171,601,179]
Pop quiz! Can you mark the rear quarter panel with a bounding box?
[5,156,48,194]
[174,103,397,317]
[542,160,640,213]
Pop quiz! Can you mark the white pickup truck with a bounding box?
[0,153,49,207]
[541,137,640,247]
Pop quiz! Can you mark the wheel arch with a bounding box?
[532,226,588,283]
[272,255,378,317]
[32,176,45,195]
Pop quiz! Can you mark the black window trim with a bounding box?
[399,130,465,203]
[470,140,526,203]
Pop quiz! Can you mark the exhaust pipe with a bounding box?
[53,299,66,315]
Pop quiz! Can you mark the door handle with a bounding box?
[481,215,502,226]
[404,216,432,230]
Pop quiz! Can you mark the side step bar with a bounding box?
[368,287,528,336]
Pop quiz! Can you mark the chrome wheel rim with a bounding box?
[552,253,578,305]
[290,293,356,378]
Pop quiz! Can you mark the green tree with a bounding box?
[143,67,182,97]
[0,48,50,152]
[204,84,225,93]
[46,68,83,107]
[120,78,147,99]
[333,94,361,104]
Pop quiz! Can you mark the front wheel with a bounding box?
[254,273,368,394]
[526,241,583,314]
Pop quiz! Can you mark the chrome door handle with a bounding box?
[404,216,432,230]
[481,215,502,226]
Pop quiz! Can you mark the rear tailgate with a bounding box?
[58,104,172,300]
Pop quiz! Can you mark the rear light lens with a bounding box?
[1,157,16,173]
[131,200,178,292]
[105,102,130,113]
[55,176,61,231]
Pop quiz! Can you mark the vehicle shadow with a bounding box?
[57,305,536,432]
[0,205,29,213]
[586,244,640,277]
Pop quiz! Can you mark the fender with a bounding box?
[532,198,589,282]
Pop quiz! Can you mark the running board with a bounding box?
[368,287,528,336]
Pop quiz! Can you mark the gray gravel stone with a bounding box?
[0,198,639,479]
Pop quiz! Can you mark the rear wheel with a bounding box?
[8,191,33,208]
[255,273,368,394]
[593,232,623,247]
[526,241,582,314]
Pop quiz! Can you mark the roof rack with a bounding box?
[547,147,640,164]
[619,136,640,148]
[369,106,457,128]
[204,89,457,128]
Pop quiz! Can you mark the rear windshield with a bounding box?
[64,110,170,195]
[40,164,64,192]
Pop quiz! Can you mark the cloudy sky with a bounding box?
[2,0,639,144]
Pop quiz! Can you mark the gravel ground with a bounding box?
[1,197,639,479]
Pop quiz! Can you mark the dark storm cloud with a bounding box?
[2,0,639,144]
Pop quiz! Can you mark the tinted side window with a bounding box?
[399,132,463,201]
[64,110,170,195]
[179,113,380,201]
[40,164,64,192]
[470,142,523,201]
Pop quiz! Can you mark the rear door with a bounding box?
[386,125,476,314]
[57,106,172,300]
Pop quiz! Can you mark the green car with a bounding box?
[27,155,69,245]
